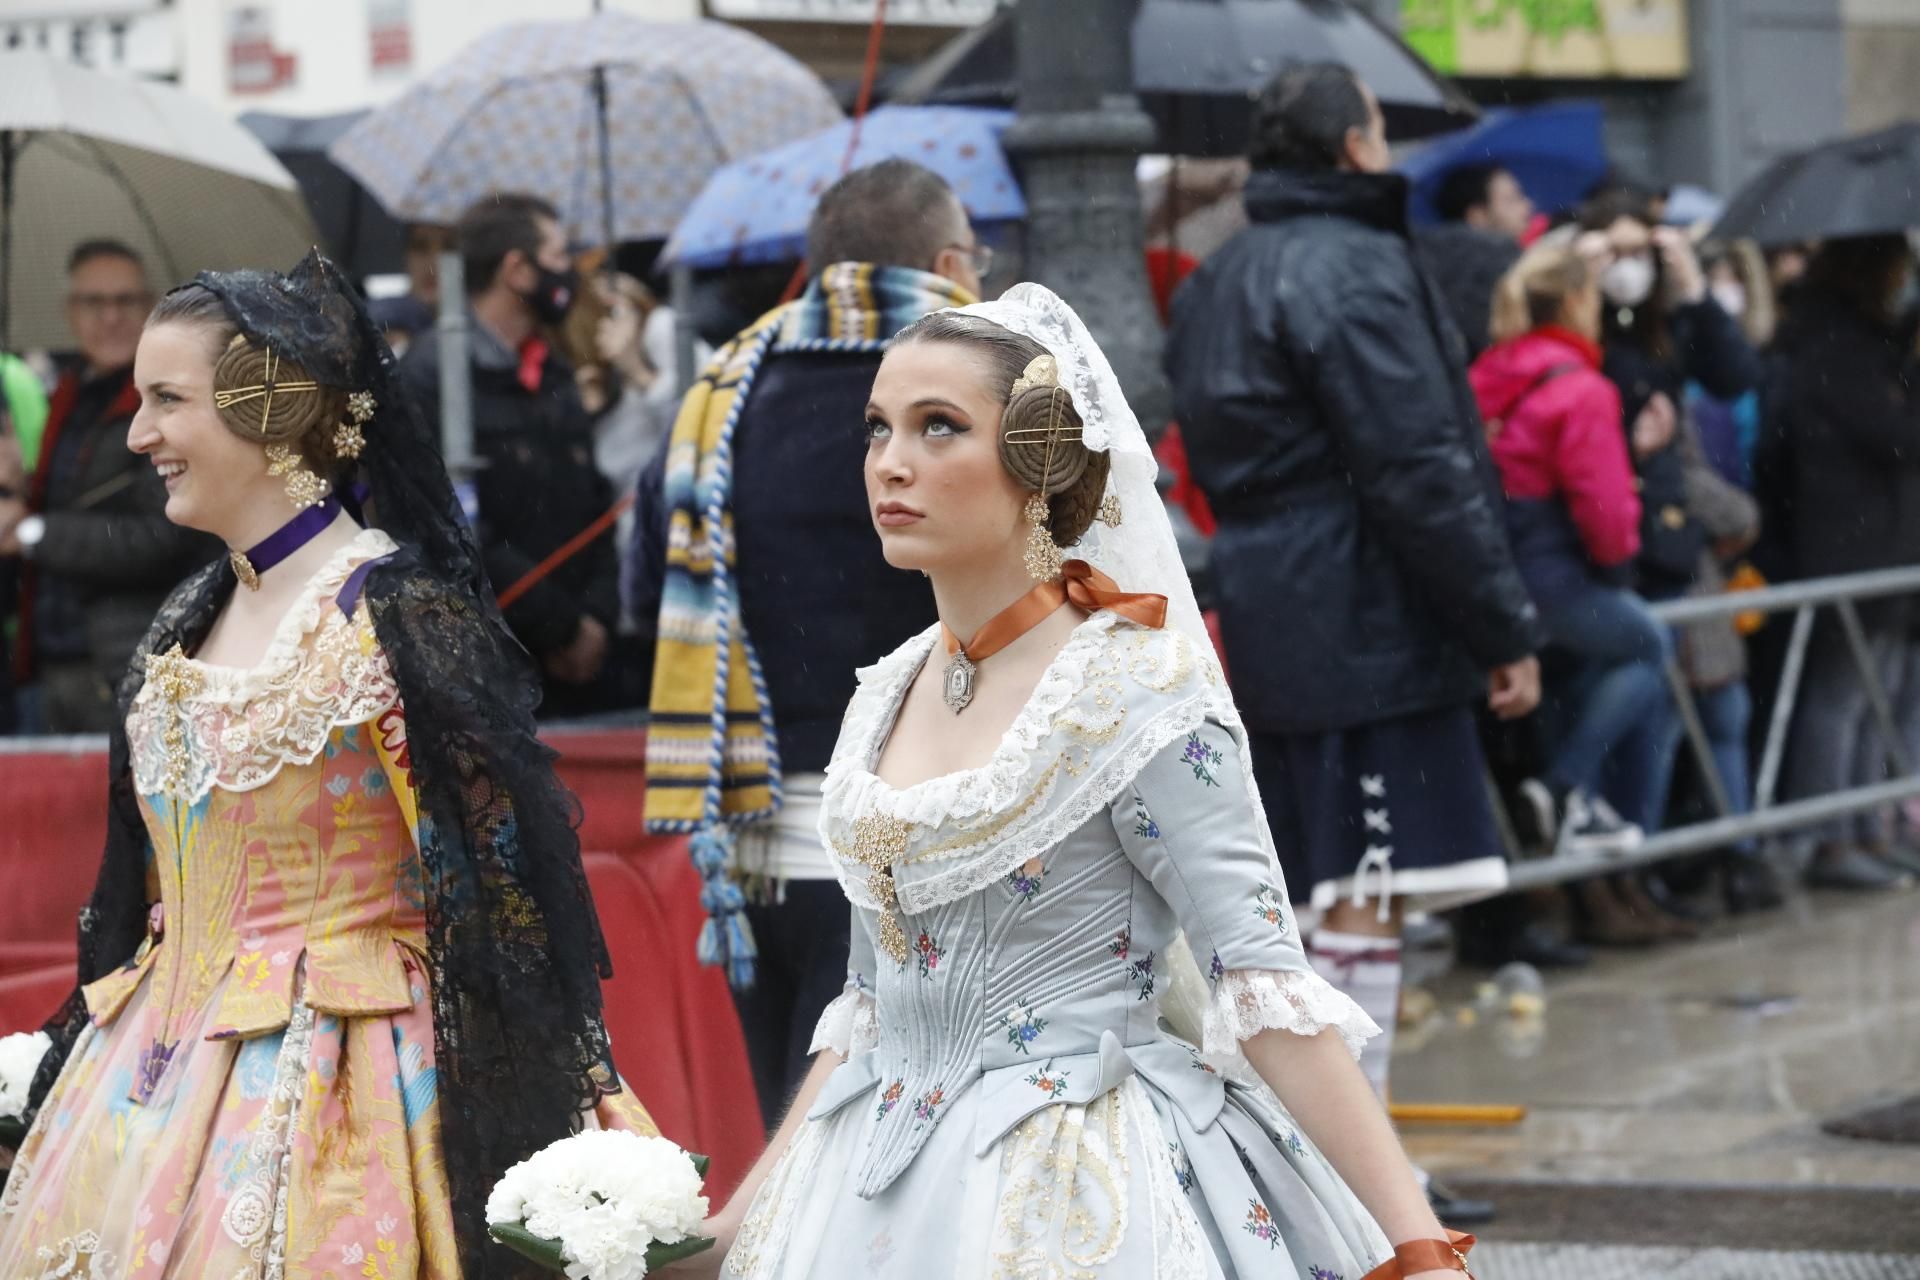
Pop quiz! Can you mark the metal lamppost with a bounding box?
[1001,0,1169,431]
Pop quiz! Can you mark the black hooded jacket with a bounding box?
[1757,285,1920,582]
[1166,168,1542,734]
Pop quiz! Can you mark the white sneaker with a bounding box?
[1556,788,1643,858]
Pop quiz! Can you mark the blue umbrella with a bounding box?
[662,105,1023,270]
[1401,101,1607,226]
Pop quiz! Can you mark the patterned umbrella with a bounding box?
[329,15,843,246]
[662,106,1022,270]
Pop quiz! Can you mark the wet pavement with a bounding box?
[1471,1243,1920,1278]
[1392,887,1920,1267]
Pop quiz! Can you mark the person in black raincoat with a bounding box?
[1758,233,1920,892]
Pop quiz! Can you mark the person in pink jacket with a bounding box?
[1471,243,1676,873]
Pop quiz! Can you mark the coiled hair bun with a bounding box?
[998,383,1110,546]
[211,333,349,472]
[894,310,1112,547]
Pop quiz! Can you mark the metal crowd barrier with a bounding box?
[1504,564,1920,891]
[12,567,1920,896]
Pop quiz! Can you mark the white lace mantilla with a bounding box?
[127,529,401,802]
[820,614,1231,915]
[1202,969,1381,1061]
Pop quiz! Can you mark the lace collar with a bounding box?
[820,611,1232,914]
[826,610,1120,830]
[128,527,401,800]
[166,527,396,707]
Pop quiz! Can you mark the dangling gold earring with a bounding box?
[1023,492,1064,581]
[266,442,330,509]
[1098,494,1122,527]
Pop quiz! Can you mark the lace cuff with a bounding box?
[1201,968,1381,1061]
[807,988,879,1057]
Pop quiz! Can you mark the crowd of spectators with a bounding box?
[0,93,1914,962]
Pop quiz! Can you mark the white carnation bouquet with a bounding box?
[487,1129,713,1280]
[0,1031,52,1145]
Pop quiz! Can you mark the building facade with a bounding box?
[4,0,699,115]
[1363,0,1913,197]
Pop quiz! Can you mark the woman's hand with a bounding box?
[1654,225,1708,304]
[662,1212,737,1277]
[1487,656,1541,720]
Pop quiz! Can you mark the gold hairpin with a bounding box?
[212,348,318,430]
[1003,423,1083,445]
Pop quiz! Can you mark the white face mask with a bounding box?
[1601,256,1656,309]
[1711,280,1747,318]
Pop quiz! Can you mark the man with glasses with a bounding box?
[626,159,985,1121]
[0,241,216,733]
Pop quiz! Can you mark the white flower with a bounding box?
[488,1129,709,1280]
[0,1031,52,1121]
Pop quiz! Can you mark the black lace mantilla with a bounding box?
[18,252,620,1277]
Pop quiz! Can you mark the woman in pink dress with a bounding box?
[0,252,651,1277]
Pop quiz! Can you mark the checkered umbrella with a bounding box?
[329,15,844,246]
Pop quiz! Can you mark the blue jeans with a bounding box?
[1537,584,1676,832]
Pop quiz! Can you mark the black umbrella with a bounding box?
[1713,122,1920,247]
[888,0,1477,157]
[238,109,409,281]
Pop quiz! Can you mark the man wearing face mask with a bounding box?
[401,192,636,716]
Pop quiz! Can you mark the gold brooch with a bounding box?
[845,813,915,964]
[335,390,376,460]
[144,643,204,797]
[230,550,260,591]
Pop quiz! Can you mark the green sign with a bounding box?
[1401,0,1689,80]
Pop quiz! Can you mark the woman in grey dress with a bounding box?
[698,285,1474,1280]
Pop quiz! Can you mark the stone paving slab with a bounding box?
[1395,890,1920,1195]
[1430,1180,1920,1253]
[1474,1243,1920,1279]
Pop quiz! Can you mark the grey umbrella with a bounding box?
[1712,122,1920,247]
[890,0,1477,155]
[0,52,317,351]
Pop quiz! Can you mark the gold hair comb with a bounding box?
[1009,354,1058,399]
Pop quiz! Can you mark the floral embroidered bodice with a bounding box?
[806,613,1376,1199]
[100,530,427,1098]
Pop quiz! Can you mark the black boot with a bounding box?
[1723,854,1786,913]
[1427,1178,1497,1227]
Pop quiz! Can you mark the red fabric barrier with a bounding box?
[0,728,765,1201]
